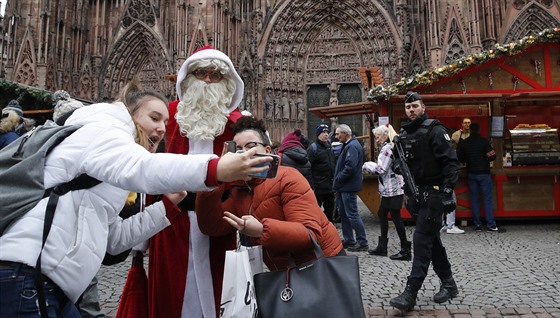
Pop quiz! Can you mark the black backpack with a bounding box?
[0,124,101,318]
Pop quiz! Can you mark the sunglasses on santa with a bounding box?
[191,68,224,83]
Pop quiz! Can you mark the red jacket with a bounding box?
[148,100,242,318]
[196,166,343,271]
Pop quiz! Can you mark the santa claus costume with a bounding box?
[148,46,244,318]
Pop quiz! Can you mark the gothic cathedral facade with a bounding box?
[1,0,559,139]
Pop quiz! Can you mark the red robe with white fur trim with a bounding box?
[148,100,241,318]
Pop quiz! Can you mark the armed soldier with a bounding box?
[389,91,460,311]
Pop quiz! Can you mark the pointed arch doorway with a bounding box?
[306,83,363,141]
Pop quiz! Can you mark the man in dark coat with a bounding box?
[390,91,460,311]
[457,122,501,232]
[308,124,336,222]
[333,124,368,251]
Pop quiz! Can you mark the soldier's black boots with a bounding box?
[389,240,411,261]
[368,236,388,256]
[433,276,459,303]
[389,285,418,311]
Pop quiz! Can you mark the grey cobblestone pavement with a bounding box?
[98,199,560,317]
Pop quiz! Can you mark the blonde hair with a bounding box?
[116,79,168,150]
[372,124,398,146]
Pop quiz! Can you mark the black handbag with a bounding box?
[253,233,366,318]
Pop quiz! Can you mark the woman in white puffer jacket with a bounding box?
[0,81,269,318]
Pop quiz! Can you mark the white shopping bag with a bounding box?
[239,245,264,275]
[220,245,263,318]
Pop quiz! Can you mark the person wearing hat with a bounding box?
[0,79,270,318]
[389,91,460,311]
[52,90,86,126]
[0,100,23,150]
[3,99,36,136]
[277,128,314,189]
[148,46,245,318]
[48,90,108,318]
[3,99,23,118]
[308,124,336,222]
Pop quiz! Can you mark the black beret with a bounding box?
[404,91,422,103]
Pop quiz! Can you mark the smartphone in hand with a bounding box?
[249,153,280,179]
[225,141,237,153]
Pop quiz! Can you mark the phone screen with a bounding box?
[249,153,280,179]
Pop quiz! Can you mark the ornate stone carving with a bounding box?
[123,0,156,28]
[513,0,553,10]
[45,63,57,91]
[0,0,553,129]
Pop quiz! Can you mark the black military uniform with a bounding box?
[390,94,460,311]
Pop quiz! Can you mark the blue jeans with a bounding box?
[338,192,368,247]
[467,173,496,228]
[0,262,81,318]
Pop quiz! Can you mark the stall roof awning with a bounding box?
[308,102,377,118]
[385,93,503,104]
[502,91,560,101]
[387,91,560,103]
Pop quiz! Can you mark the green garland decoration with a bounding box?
[0,79,54,109]
[367,28,560,102]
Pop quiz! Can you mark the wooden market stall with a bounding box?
[311,28,560,221]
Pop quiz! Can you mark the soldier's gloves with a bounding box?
[441,188,456,213]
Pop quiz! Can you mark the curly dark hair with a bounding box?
[232,116,270,146]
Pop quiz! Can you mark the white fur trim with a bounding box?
[188,139,214,155]
[182,211,215,318]
[176,48,244,113]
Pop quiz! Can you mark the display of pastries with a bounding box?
[514,123,550,129]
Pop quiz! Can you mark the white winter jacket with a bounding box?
[363,142,404,197]
[0,102,217,302]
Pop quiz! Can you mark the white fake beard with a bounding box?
[176,77,233,141]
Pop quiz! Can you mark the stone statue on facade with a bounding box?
[265,89,273,120]
[330,91,338,106]
[296,97,305,121]
[289,97,296,121]
[281,91,290,120]
[273,91,282,119]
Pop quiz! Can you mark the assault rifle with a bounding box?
[392,135,420,202]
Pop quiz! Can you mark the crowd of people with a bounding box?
[0,46,504,317]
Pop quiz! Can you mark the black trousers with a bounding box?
[406,200,452,290]
[378,195,407,243]
[315,192,335,222]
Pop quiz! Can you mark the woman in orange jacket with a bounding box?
[196,116,343,270]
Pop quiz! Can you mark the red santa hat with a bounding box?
[175,46,244,109]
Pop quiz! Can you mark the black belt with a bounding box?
[0,260,35,270]
[0,260,57,287]
[418,185,443,191]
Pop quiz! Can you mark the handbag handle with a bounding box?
[287,230,324,267]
